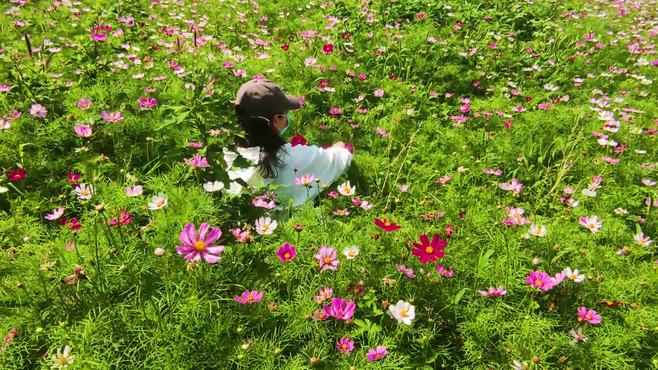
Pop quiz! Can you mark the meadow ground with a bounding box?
[1,0,657,369]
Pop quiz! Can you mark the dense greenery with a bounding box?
[1,0,657,368]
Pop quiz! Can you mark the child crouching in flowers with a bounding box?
[222,79,354,208]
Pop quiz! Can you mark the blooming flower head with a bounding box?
[396,264,416,278]
[436,264,454,277]
[315,246,339,271]
[74,183,95,200]
[577,307,602,324]
[73,124,92,138]
[293,174,316,186]
[101,111,124,123]
[528,224,547,237]
[59,217,82,232]
[343,246,359,260]
[7,168,26,182]
[203,181,224,192]
[175,223,225,263]
[337,181,355,196]
[235,290,264,304]
[479,287,507,297]
[374,218,400,232]
[148,193,168,210]
[45,207,65,221]
[562,267,585,282]
[138,97,158,110]
[336,337,354,354]
[276,242,297,262]
[374,88,384,97]
[51,345,74,369]
[109,209,133,227]
[322,43,334,54]
[77,98,92,110]
[579,215,602,233]
[503,207,527,226]
[30,104,48,119]
[323,297,356,321]
[411,233,447,263]
[387,300,415,325]
[525,271,558,291]
[499,178,524,196]
[290,134,307,146]
[184,154,210,168]
[366,346,387,362]
[313,286,333,303]
[255,217,277,235]
[231,228,253,243]
[252,193,276,209]
[634,232,652,246]
[124,185,143,196]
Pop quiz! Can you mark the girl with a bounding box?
[223,79,353,208]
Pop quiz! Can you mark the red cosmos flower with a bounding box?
[411,233,447,264]
[59,217,82,232]
[374,218,401,232]
[290,134,308,147]
[7,168,26,182]
[67,170,81,185]
[322,43,334,54]
[281,44,289,51]
[110,209,133,227]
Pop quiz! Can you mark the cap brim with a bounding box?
[285,94,301,110]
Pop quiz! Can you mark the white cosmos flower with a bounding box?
[634,232,652,246]
[255,217,277,235]
[51,345,74,369]
[387,300,415,325]
[529,224,547,237]
[562,267,585,283]
[74,183,95,200]
[343,246,359,260]
[148,193,168,210]
[203,181,225,192]
[337,181,355,196]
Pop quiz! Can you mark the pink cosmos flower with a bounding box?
[29,104,47,119]
[479,287,507,297]
[74,124,92,138]
[124,185,143,196]
[77,98,92,110]
[138,97,158,110]
[336,337,354,354]
[233,69,247,77]
[185,154,210,168]
[322,43,334,54]
[499,178,524,196]
[579,215,602,233]
[252,193,276,209]
[293,174,315,186]
[7,168,26,182]
[436,264,454,277]
[276,242,297,262]
[435,175,452,185]
[396,264,416,278]
[374,89,384,97]
[411,233,447,264]
[101,111,124,123]
[315,246,339,271]
[0,84,11,93]
[503,207,527,226]
[525,271,558,291]
[235,290,264,304]
[45,207,65,221]
[328,107,343,116]
[313,286,333,303]
[109,209,133,227]
[374,218,400,232]
[366,346,387,362]
[231,228,253,243]
[323,297,356,321]
[176,223,225,263]
[290,134,308,146]
[376,127,389,137]
[577,307,602,324]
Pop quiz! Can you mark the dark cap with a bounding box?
[233,79,300,118]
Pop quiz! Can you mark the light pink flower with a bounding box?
[235,290,263,304]
[176,223,225,263]
[314,246,339,271]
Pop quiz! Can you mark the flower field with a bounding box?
[1,0,658,368]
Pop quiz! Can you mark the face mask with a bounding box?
[279,112,291,135]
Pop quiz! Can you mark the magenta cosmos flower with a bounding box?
[184,154,210,168]
[234,290,264,304]
[176,223,225,263]
[336,337,354,354]
[323,297,356,321]
[525,271,558,291]
[77,98,92,110]
[314,246,339,271]
[577,307,602,324]
[74,124,92,138]
[101,111,124,123]
[411,233,447,263]
[479,287,507,298]
[138,97,158,110]
[366,345,387,362]
[276,242,297,262]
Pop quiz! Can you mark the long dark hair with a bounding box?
[235,105,287,178]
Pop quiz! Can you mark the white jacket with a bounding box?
[223,143,353,207]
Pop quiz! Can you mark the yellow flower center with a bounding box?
[342,344,348,350]
[284,253,291,259]
[425,246,434,254]
[348,251,356,257]
[193,240,206,252]
[247,294,253,303]
[585,313,591,320]
[57,356,68,365]
[156,199,164,206]
[534,279,543,287]
[261,223,270,230]
[400,309,408,317]
[384,221,391,227]
[323,256,332,264]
